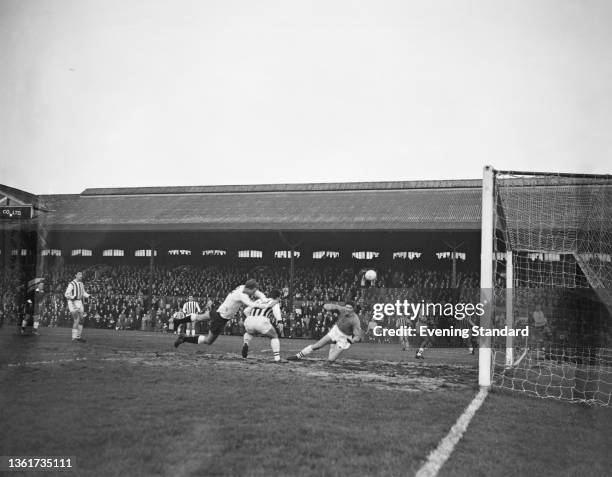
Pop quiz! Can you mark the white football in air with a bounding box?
[365,270,377,281]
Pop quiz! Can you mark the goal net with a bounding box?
[481,167,612,406]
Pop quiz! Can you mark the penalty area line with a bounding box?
[415,387,489,477]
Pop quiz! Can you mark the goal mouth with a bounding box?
[481,167,612,406]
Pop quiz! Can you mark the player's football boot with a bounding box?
[241,343,249,358]
[415,352,424,360]
[174,334,186,348]
[286,355,301,361]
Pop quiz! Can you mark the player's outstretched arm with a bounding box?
[323,303,343,311]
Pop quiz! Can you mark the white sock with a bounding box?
[418,347,424,354]
[243,333,253,345]
[271,338,280,361]
[197,335,207,344]
[298,345,313,358]
[77,324,83,338]
[72,328,78,339]
[34,321,39,330]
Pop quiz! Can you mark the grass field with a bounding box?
[0,327,610,477]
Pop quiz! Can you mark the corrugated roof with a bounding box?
[35,184,482,231]
[81,179,481,196]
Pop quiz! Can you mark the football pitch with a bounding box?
[1,328,610,477]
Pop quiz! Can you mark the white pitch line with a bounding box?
[415,387,489,477]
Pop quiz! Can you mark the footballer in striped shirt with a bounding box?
[182,296,201,336]
[64,271,91,343]
[242,289,283,361]
[171,306,185,334]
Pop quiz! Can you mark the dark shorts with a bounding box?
[209,310,229,335]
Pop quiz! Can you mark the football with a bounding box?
[365,269,377,281]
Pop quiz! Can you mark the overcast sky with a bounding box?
[1,0,611,194]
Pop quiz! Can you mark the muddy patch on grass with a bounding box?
[5,350,477,393]
[105,351,477,393]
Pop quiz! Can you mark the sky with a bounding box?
[1,0,611,194]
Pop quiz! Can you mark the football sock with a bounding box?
[297,345,313,358]
[271,338,280,361]
[72,328,78,340]
[77,324,83,339]
[417,347,424,355]
[183,336,199,344]
[243,333,253,345]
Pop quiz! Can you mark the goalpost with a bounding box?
[479,166,612,406]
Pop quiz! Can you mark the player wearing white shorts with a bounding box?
[64,271,91,343]
[182,296,201,336]
[174,279,276,347]
[287,302,362,363]
[242,289,283,362]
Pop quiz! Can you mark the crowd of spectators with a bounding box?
[2,262,479,339]
[3,261,605,347]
